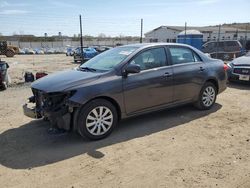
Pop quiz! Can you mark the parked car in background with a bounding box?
[91,46,113,53]
[73,47,98,63]
[228,51,250,82]
[202,40,245,61]
[24,48,35,54]
[23,43,227,140]
[35,48,45,54]
[18,49,26,55]
[66,48,75,56]
[44,48,55,54]
[54,48,66,54]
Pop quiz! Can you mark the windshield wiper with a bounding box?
[79,66,96,72]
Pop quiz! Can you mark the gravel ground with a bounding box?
[0,55,250,188]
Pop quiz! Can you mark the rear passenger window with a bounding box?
[169,47,201,64]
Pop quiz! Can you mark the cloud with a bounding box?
[0,0,30,8]
[0,9,29,15]
[137,0,220,7]
[197,0,219,4]
[0,0,9,7]
[50,1,76,8]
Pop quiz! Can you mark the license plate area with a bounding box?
[239,75,250,81]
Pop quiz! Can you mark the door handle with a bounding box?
[163,72,173,78]
[199,67,205,72]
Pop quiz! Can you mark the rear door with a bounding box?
[123,47,174,114]
[168,46,207,102]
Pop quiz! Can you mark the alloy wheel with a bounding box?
[86,106,113,136]
[202,86,216,107]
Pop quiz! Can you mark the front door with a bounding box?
[122,47,174,115]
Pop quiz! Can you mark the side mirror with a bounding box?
[124,64,141,75]
[205,53,211,58]
[6,63,9,69]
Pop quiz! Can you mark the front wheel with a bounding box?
[194,82,217,110]
[1,83,7,90]
[77,99,118,140]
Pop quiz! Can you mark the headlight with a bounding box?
[42,91,76,109]
[227,62,234,68]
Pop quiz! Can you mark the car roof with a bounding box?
[204,40,240,44]
[120,43,192,49]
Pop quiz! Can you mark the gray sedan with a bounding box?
[23,43,227,140]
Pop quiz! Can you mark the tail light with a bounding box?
[223,64,229,71]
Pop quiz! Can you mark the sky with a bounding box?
[0,0,249,37]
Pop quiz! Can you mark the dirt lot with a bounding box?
[0,55,250,188]
[1,54,75,85]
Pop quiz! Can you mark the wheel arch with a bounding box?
[90,96,122,120]
[205,78,219,93]
[72,95,122,131]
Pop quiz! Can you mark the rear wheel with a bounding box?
[194,82,217,110]
[77,99,118,140]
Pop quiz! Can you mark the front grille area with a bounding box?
[233,68,250,75]
[32,89,43,109]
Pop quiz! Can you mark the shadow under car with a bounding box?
[0,104,221,169]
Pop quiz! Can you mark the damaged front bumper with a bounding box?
[23,90,80,131]
[23,103,42,119]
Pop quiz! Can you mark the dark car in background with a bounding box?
[73,47,98,63]
[228,51,250,82]
[202,40,245,61]
[23,43,227,140]
[90,46,112,53]
[0,60,10,90]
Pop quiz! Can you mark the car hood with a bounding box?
[31,69,103,93]
[232,56,250,66]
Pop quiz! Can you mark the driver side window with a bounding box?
[130,47,167,71]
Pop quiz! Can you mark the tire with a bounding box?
[2,83,7,90]
[194,82,217,110]
[5,49,15,57]
[77,99,118,140]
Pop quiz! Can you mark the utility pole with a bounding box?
[216,25,221,59]
[235,29,238,40]
[140,19,143,43]
[184,22,187,43]
[79,14,84,64]
[245,24,248,47]
[44,33,47,48]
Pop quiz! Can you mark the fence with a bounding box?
[7,39,141,49]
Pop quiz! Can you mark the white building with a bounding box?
[145,26,250,43]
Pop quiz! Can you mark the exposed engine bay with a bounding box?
[23,89,78,130]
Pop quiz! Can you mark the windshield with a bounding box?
[80,46,138,71]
